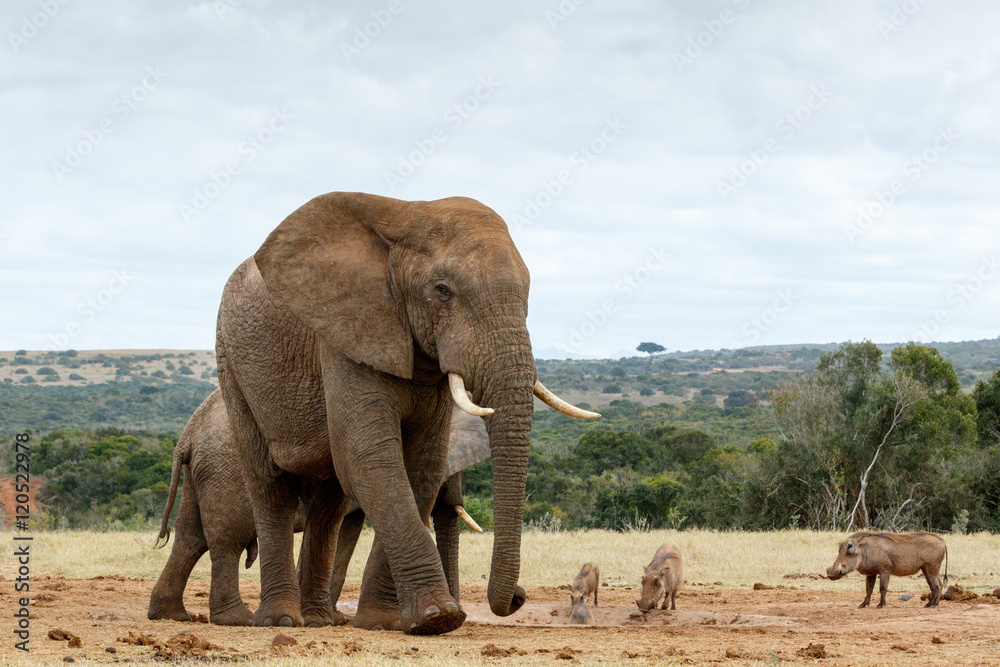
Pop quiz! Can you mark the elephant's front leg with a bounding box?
[432,473,464,602]
[298,480,349,627]
[328,371,461,635]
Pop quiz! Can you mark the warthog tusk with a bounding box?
[533,380,601,419]
[454,505,484,533]
[447,373,494,417]
[424,517,432,530]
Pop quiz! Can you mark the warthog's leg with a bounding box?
[876,572,890,608]
[593,587,598,607]
[922,565,941,608]
[860,575,876,608]
[669,590,677,610]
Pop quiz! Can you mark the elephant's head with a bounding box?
[253,192,597,617]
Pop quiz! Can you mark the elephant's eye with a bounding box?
[434,284,452,301]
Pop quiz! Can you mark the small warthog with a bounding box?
[636,545,682,611]
[569,603,594,625]
[826,532,948,608]
[570,562,599,607]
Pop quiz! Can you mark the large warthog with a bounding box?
[636,545,682,611]
[826,532,948,608]
[570,562,599,607]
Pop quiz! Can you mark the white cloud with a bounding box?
[3,0,1000,355]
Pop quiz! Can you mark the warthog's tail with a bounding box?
[943,542,949,583]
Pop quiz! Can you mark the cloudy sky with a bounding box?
[3,0,999,358]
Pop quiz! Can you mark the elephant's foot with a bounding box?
[352,603,401,632]
[252,598,304,627]
[303,611,335,628]
[210,604,253,626]
[147,605,192,623]
[401,591,466,636]
[333,608,351,626]
[301,593,336,627]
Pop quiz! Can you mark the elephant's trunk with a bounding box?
[474,335,534,617]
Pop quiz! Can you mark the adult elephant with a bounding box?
[216,192,596,634]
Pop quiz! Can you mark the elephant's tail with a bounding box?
[245,538,258,569]
[155,435,190,548]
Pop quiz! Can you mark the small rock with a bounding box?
[753,583,773,591]
[931,637,944,644]
[898,593,915,601]
[63,658,75,663]
[993,588,1000,599]
[272,633,298,647]
[105,647,117,654]
[68,637,82,648]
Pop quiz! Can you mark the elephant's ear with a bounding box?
[445,409,491,477]
[254,192,414,379]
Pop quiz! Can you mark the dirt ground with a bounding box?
[6,577,1000,665]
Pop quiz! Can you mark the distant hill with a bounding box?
[3,338,999,436]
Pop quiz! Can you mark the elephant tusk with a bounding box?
[533,380,601,419]
[447,373,494,417]
[454,505,484,533]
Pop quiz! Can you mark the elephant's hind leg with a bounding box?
[224,384,303,627]
[208,547,253,626]
[148,485,207,622]
[298,480,350,627]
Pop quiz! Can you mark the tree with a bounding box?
[637,342,666,369]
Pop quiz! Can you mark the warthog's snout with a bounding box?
[826,566,844,580]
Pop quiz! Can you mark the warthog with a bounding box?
[826,532,948,608]
[570,562,599,607]
[636,545,682,611]
[569,603,594,625]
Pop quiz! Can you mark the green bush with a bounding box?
[461,496,493,532]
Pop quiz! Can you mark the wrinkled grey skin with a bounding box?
[149,388,489,626]
[217,193,535,633]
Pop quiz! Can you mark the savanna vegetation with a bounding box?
[3,340,1000,533]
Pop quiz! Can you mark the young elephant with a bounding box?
[826,532,948,608]
[636,545,682,611]
[149,389,487,626]
[569,562,599,607]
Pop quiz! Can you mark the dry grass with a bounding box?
[8,529,998,594]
